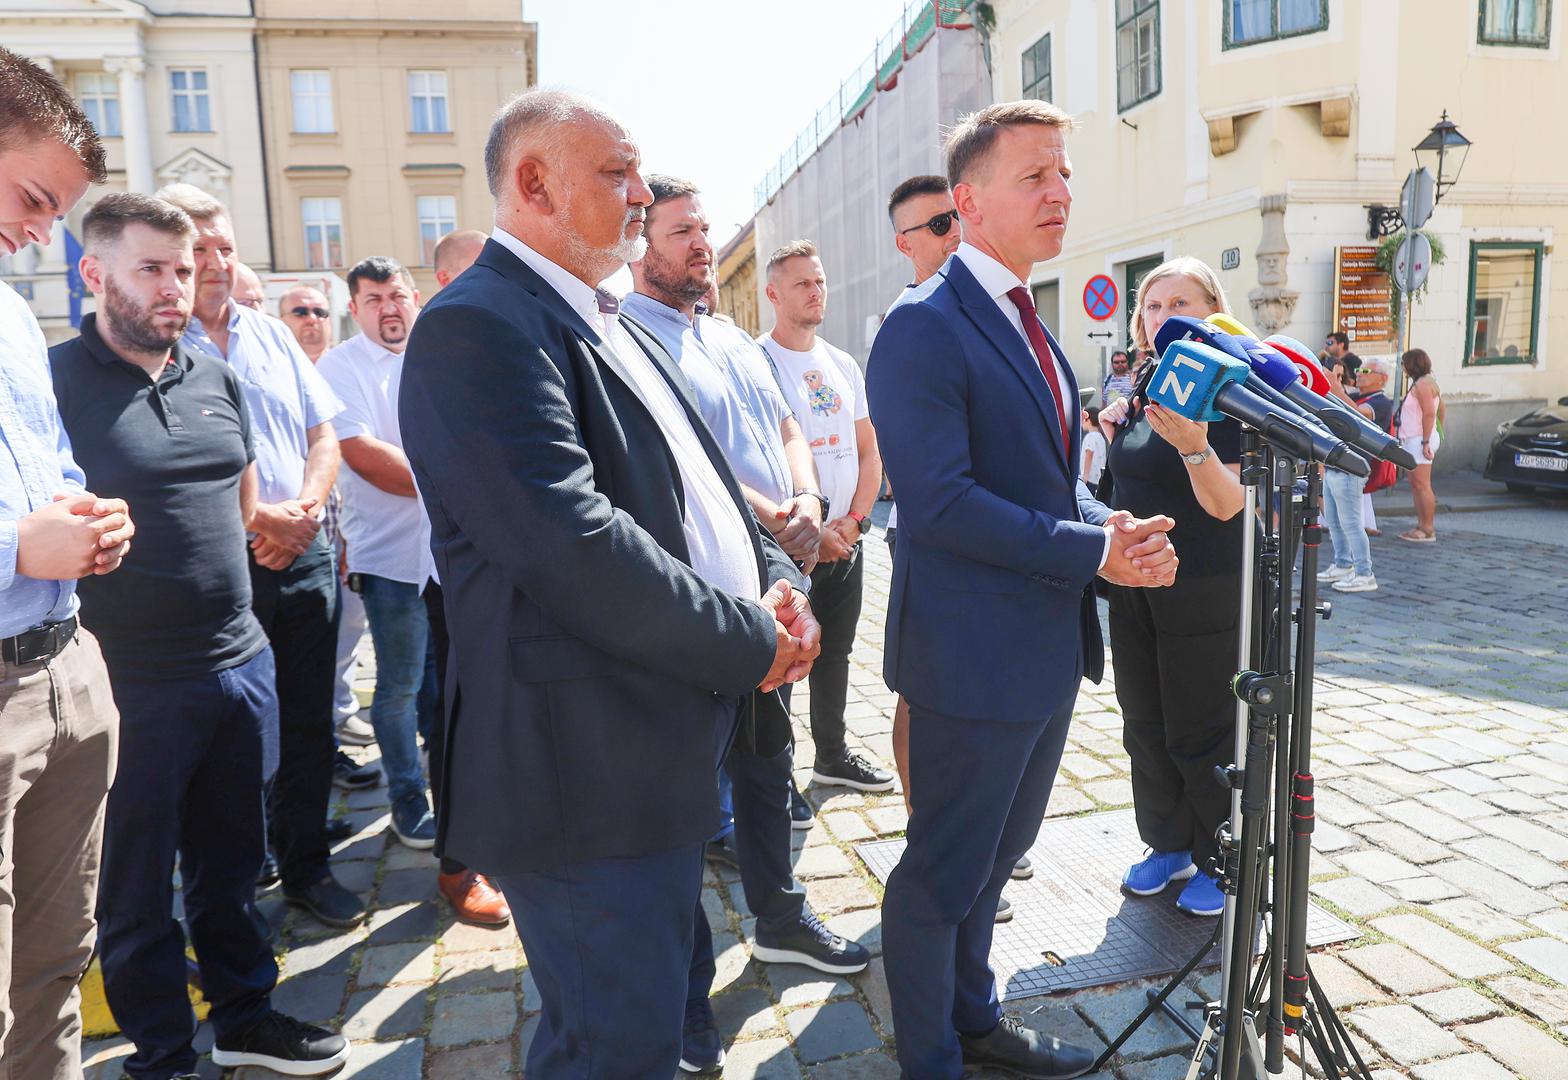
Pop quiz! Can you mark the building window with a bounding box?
[169,68,212,132]
[1224,0,1329,48]
[1478,0,1551,45]
[1466,241,1543,366]
[417,195,457,264]
[76,72,122,137]
[1022,33,1052,102]
[1116,0,1161,112]
[302,197,344,270]
[290,70,334,134]
[408,71,450,134]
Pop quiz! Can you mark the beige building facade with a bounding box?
[1,0,270,342]
[254,0,535,297]
[716,220,760,337]
[988,0,1567,472]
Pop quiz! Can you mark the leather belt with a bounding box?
[1,615,78,667]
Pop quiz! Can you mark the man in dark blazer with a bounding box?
[399,90,820,1079]
[867,100,1179,1080]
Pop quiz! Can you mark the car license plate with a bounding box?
[1516,452,1568,472]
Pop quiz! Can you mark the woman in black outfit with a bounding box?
[1097,257,1246,917]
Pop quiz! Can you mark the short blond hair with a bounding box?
[944,99,1077,188]
[154,182,226,224]
[1129,257,1233,354]
[765,239,819,277]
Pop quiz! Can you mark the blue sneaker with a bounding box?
[677,998,724,1073]
[1121,850,1196,896]
[389,795,436,850]
[1176,870,1225,916]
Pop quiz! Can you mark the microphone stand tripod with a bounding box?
[1092,428,1375,1080]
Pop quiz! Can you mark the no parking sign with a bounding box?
[1083,275,1118,321]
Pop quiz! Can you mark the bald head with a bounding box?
[482,88,652,287]
[279,284,331,361]
[233,263,266,310]
[433,229,487,289]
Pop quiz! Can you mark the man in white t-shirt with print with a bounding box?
[759,241,895,795]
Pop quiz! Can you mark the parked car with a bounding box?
[1484,397,1568,493]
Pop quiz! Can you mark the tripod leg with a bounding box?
[1090,921,1223,1072]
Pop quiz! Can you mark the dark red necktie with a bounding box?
[1005,286,1070,450]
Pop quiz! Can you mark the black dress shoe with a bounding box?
[811,750,896,792]
[284,875,366,929]
[677,998,724,1074]
[751,908,870,974]
[257,850,280,888]
[332,750,380,790]
[789,779,814,831]
[324,816,353,842]
[959,1014,1096,1079]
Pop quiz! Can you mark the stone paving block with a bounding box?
[1083,778,1133,806]
[1428,859,1557,916]
[825,909,882,956]
[1075,984,1189,1061]
[1340,944,1453,995]
[1335,850,1425,885]
[380,843,438,872]
[1411,1052,1519,1080]
[1485,975,1568,1026]
[1059,753,1114,780]
[1310,953,1388,1007]
[806,873,880,914]
[429,989,516,1048]
[341,983,428,1041]
[713,930,755,993]
[1480,789,1554,814]
[1484,814,1568,863]
[357,942,436,987]
[1415,789,1499,822]
[1348,1004,1465,1065]
[338,1036,426,1080]
[713,985,783,1039]
[1428,898,1530,941]
[1354,821,1453,864]
[786,1000,883,1064]
[1384,750,1448,773]
[720,1036,804,1080]
[436,946,519,995]
[333,859,379,896]
[865,805,908,835]
[1531,909,1568,941]
[805,1052,902,1079]
[1371,915,1512,979]
[1384,875,1464,904]
[271,971,347,1024]
[1409,987,1499,1024]
[1410,737,1492,767]
[765,962,854,1008]
[858,957,893,1032]
[439,918,515,954]
[1044,786,1097,817]
[280,932,362,979]
[365,902,441,944]
[428,1040,518,1080]
[1453,837,1568,888]
[1456,1015,1568,1080]
[375,868,440,907]
[1312,821,1358,853]
[1013,1003,1102,1052]
[823,811,875,843]
[794,845,855,878]
[1310,876,1399,917]
[1500,936,1568,986]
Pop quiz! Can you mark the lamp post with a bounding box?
[1365,112,1472,238]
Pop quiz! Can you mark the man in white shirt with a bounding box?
[317,258,438,851]
[760,242,897,799]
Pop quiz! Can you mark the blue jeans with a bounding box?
[358,574,430,808]
[1322,468,1372,576]
[97,647,281,1079]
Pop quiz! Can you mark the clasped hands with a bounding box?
[757,579,823,692]
[250,497,321,570]
[15,492,135,579]
[1099,510,1179,588]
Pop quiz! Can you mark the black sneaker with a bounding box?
[704,833,740,871]
[677,998,724,1074]
[324,816,353,843]
[283,875,366,929]
[751,908,870,974]
[1012,855,1034,881]
[332,750,380,790]
[811,750,895,792]
[211,1010,351,1075]
[789,779,814,831]
[958,1014,1095,1079]
[257,850,280,889]
[995,895,1014,924]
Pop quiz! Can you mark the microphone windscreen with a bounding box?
[1205,312,1258,339]
[1263,335,1334,397]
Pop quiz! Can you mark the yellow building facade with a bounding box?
[255,0,535,297]
[987,0,1567,472]
[716,220,760,337]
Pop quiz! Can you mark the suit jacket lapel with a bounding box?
[945,258,1071,475]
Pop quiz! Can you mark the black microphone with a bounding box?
[1151,316,1336,436]
[1259,336,1417,469]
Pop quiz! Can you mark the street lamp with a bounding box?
[1365,111,1472,238]
[1412,111,1472,206]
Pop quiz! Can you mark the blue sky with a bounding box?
[524,0,916,252]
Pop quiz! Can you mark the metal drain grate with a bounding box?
[856,808,1359,999]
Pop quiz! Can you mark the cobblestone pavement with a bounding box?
[84,516,1568,1079]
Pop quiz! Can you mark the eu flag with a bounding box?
[64,227,86,328]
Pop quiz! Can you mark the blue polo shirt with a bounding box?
[621,291,795,504]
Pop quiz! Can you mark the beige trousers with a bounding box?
[0,628,118,1080]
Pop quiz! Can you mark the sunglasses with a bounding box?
[289,306,330,319]
[899,209,960,238]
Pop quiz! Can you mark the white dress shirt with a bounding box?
[489,227,760,602]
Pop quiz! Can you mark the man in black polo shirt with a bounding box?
[50,192,348,1079]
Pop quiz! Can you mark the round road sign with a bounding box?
[1084,275,1118,321]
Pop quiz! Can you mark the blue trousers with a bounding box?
[882,695,1075,1080]
[1322,467,1372,576]
[358,574,432,809]
[96,647,281,1080]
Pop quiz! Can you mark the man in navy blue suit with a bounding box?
[399,90,821,1078]
[867,99,1180,1080]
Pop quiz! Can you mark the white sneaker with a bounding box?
[1332,573,1378,593]
[336,714,376,746]
[1316,564,1352,583]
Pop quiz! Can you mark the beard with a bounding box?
[376,315,408,346]
[103,276,189,352]
[641,243,711,308]
[560,182,646,280]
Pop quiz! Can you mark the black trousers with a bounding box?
[805,545,864,763]
[1108,570,1242,870]
[421,581,466,876]
[726,737,806,938]
[249,532,339,891]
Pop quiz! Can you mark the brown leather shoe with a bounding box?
[438,870,512,926]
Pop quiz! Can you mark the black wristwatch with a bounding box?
[794,488,829,518]
[849,511,871,535]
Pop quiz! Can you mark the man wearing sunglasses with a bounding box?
[280,286,334,364]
